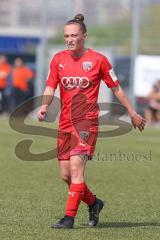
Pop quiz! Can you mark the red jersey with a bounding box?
[46,49,119,130]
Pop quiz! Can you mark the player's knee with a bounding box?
[61,174,71,185]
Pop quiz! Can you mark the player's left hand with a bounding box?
[131,113,146,132]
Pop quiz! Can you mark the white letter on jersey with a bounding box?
[109,69,117,82]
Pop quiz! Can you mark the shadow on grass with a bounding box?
[80,222,160,228]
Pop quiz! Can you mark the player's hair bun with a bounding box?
[74,14,84,22]
[66,14,86,33]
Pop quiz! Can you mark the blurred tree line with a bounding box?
[51,3,160,55]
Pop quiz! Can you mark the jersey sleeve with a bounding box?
[46,55,59,89]
[100,56,119,88]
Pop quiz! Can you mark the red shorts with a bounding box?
[57,129,98,160]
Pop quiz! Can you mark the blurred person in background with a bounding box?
[145,80,160,125]
[12,57,33,108]
[0,54,11,114]
[38,14,146,229]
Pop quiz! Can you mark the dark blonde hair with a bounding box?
[65,14,87,33]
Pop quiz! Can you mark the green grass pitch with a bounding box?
[0,117,160,240]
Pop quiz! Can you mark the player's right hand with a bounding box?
[38,108,47,121]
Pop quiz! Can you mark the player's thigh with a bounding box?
[70,155,87,177]
[59,160,71,179]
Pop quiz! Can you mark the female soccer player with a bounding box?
[38,14,146,229]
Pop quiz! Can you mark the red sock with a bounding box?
[82,183,96,206]
[65,182,86,217]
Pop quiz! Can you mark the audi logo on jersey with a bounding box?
[61,76,90,89]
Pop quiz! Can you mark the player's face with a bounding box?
[64,24,87,53]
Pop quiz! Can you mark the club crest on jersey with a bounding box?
[82,61,92,72]
[80,131,89,142]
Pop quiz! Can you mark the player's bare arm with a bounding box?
[38,86,54,121]
[112,85,146,131]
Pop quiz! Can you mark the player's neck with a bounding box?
[70,48,87,58]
